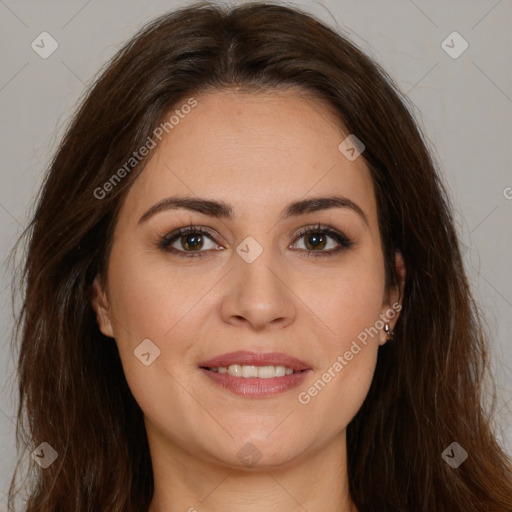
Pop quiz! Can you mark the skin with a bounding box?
[92,87,406,512]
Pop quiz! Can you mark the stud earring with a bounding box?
[384,322,394,341]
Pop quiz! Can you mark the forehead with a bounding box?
[120,88,378,229]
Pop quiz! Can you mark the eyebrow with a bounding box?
[138,195,369,228]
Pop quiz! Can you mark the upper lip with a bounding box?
[199,351,312,371]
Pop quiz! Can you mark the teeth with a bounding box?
[242,365,258,378]
[210,364,297,378]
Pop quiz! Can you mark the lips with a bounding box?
[198,350,312,398]
[199,350,311,372]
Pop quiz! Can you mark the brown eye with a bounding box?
[179,232,204,251]
[303,231,328,250]
[158,226,220,258]
[291,224,353,258]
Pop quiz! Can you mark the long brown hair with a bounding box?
[8,2,512,510]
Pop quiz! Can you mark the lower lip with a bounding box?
[200,368,311,397]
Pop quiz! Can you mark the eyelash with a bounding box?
[157,223,354,259]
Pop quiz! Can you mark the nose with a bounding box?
[219,246,297,331]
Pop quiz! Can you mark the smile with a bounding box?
[205,364,299,378]
[198,351,312,397]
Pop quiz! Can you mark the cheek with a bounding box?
[104,249,203,427]
[105,245,218,393]
[106,246,196,342]
[292,253,384,421]
[299,250,385,348]
[295,320,379,439]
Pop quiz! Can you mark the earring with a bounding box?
[384,323,394,341]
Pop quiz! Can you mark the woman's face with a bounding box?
[93,88,404,470]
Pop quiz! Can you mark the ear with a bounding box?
[379,251,406,346]
[91,274,115,338]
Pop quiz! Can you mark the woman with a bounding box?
[8,2,512,511]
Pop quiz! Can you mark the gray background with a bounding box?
[0,0,511,507]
